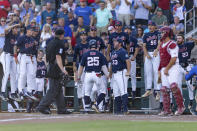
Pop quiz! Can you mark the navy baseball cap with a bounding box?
[148,21,156,26]
[26,25,33,30]
[115,21,122,26]
[113,38,123,44]
[55,28,65,35]
[90,26,97,31]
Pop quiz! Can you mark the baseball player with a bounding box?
[15,25,37,100]
[77,40,109,112]
[158,26,184,116]
[129,35,139,99]
[0,23,20,101]
[177,34,197,113]
[108,21,130,54]
[142,21,161,99]
[185,65,197,112]
[109,39,131,115]
[73,31,89,108]
[87,26,105,54]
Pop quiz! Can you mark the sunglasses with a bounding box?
[1,20,6,22]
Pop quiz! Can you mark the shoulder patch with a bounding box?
[169,43,176,49]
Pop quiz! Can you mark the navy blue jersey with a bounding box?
[80,50,107,72]
[111,48,129,73]
[36,61,46,78]
[17,35,37,55]
[143,31,159,51]
[73,42,89,63]
[178,42,195,64]
[33,36,40,56]
[109,32,129,51]
[129,36,139,55]
[87,36,105,51]
[3,31,19,54]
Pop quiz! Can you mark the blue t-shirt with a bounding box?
[58,11,68,22]
[178,42,195,64]
[73,42,89,63]
[17,35,36,55]
[64,26,72,37]
[75,6,93,26]
[36,61,47,78]
[109,32,129,51]
[3,31,19,54]
[111,48,129,73]
[129,36,139,55]
[80,50,107,72]
[143,31,159,51]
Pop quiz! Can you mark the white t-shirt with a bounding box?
[0,25,7,49]
[40,32,51,48]
[134,0,152,20]
[174,6,185,20]
[118,0,132,15]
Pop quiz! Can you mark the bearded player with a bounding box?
[158,26,185,116]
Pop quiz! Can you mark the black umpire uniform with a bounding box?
[37,28,70,114]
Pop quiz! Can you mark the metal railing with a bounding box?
[184,7,197,39]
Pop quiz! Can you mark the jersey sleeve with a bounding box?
[121,50,129,61]
[101,55,108,66]
[99,38,105,49]
[80,54,87,67]
[168,43,178,57]
[55,43,64,56]
[187,42,195,50]
[73,45,79,62]
[125,33,130,45]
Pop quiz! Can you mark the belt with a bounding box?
[86,71,100,73]
[147,49,156,52]
[4,52,14,56]
[113,69,124,73]
[21,53,34,56]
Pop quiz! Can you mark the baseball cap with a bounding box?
[90,26,97,31]
[115,21,122,26]
[157,8,162,12]
[80,0,86,2]
[55,28,65,35]
[26,25,33,30]
[148,21,156,26]
[113,38,123,44]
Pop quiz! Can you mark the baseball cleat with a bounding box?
[175,107,185,116]
[10,93,22,102]
[26,92,39,101]
[92,104,99,113]
[0,92,9,101]
[158,111,173,116]
[155,92,160,101]
[141,90,152,98]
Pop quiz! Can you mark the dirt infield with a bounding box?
[0,113,197,124]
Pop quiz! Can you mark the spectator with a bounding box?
[41,2,56,25]
[106,0,118,22]
[151,7,168,27]
[58,17,72,39]
[134,0,152,26]
[74,16,89,43]
[95,1,112,36]
[75,0,93,26]
[66,11,77,26]
[172,0,186,24]
[91,0,100,10]
[117,0,132,26]
[158,0,172,23]
[62,0,76,12]
[33,7,41,26]
[0,17,7,53]
[19,0,35,22]
[170,16,184,36]
[108,25,115,34]
[40,23,52,49]
[52,20,58,28]
[9,0,22,5]
[41,16,52,29]
[58,3,68,23]
[0,0,11,19]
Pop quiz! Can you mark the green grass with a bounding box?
[0,120,197,131]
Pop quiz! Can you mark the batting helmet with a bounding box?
[89,39,97,49]
[159,26,173,41]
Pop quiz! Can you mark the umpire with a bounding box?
[37,28,71,114]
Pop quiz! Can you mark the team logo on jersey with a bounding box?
[90,52,96,55]
[111,54,118,59]
[59,48,63,54]
[146,35,157,42]
[25,42,34,48]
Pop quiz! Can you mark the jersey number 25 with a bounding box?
[87,57,99,66]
